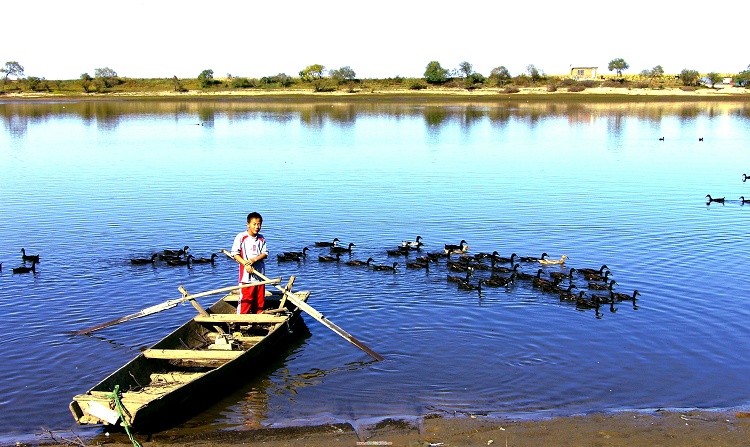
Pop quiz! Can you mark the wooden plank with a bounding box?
[142,349,242,360]
[193,314,287,324]
[223,290,274,302]
[150,372,204,384]
[206,333,265,344]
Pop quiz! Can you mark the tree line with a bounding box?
[2,59,749,94]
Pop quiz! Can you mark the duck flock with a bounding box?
[278,236,641,316]
[128,246,219,268]
[3,248,41,275]
[706,173,750,205]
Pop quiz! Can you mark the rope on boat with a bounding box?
[105,385,142,447]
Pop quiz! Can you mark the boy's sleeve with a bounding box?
[230,233,241,256]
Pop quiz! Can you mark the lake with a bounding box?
[1,96,750,443]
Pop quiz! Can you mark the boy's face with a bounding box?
[247,218,262,236]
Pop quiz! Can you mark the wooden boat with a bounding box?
[69,283,309,433]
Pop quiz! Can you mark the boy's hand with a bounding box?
[244,261,254,273]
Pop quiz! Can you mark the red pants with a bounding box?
[238,284,265,314]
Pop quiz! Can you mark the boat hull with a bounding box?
[70,288,308,433]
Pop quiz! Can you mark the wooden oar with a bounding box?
[73,279,281,335]
[221,249,384,361]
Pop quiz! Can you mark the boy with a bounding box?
[230,212,268,314]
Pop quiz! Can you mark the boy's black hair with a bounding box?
[247,212,263,223]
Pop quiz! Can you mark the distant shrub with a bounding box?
[634,82,650,89]
[583,80,598,88]
[680,86,697,91]
[547,84,558,92]
[313,79,336,92]
[231,77,255,88]
[503,86,520,94]
[559,78,576,87]
[407,79,427,90]
[602,78,628,88]
[568,84,586,92]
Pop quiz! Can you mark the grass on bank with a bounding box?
[0,73,746,96]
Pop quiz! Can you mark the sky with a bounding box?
[3,0,747,81]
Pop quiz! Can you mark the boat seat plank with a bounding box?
[194,314,286,324]
[142,349,242,360]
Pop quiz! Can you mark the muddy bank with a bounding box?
[30,410,750,447]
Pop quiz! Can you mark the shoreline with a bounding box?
[2,86,749,103]
[25,410,750,447]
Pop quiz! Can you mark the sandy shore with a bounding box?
[2,85,748,101]
[30,410,750,447]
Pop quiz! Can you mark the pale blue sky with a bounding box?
[4,0,747,80]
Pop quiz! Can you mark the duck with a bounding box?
[445,245,470,256]
[658,136,665,141]
[406,258,432,270]
[491,252,517,264]
[163,245,190,257]
[12,261,36,274]
[457,278,481,291]
[387,247,411,256]
[314,238,339,247]
[482,273,516,288]
[166,255,193,267]
[491,262,520,274]
[610,289,640,302]
[549,268,576,283]
[192,253,218,264]
[444,240,468,253]
[741,196,750,204]
[538,254,568,265]
[575,291,601,309]
[588,279,617,291]
[372,262,398,272]
[447,260,474,273]
[558,284,579,301]
[318,253,342,263]
[20,248,40,263]
[130,253,158,265]
[706,194,725,203]
[277,253,301,263]
[401,236,423,249]
[532,269,556,290]
[330,242,356,254]
[345,257,374,267]
[699,137,704,141]
[517,252,548,262]
[576,264,609,276]
[447,267,474,283]
[281,247,309,260]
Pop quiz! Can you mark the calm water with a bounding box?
[1,97,750,442]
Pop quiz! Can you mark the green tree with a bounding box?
[197,69,214,88]
[679,69,700,86]
[735,64,750,87]
[526,64,544,83]
[649,65,664,78]
[489,66,511,86]
[80,73,93,93]
[1,61,25,92]
[608,58,629,76]
[94,67,119,89]
[329,66,356,82]
[424,61,449,84]
[706,72,723,88]
[458,61,473,78]
[299,64,325,81]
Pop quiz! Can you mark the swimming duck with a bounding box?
[558,284,579,301]
[445,245,470,256]
[532,269,556,290]
[406,259,431,269]
[401,236,423,249]
[457,279,481,291]
[192,253,218,264]
[444,240,468,254]
[482,272,516,288]
[538,254,568,265]
[130,253,159,265]
[491,262,520,274]
[330,243,356,254]
[517,252,548,262]
[491,252,517,264]
[314,238,339,247]
[163,245,190,257]
[447,260,473,273]
[659,136,665,141]
[346,257,374,267]
[318,253,342,263]
[706,194,725,203]
[281,247,309,260]
[588,279,617,291]
[576,264,609,276]
[610,289,640,302]
[447,267,474,283]
[12,261,36,274]
[166,255,193,267]
[549,268,576,283]
[372,262,398,272]
[387,247,411,256]
[20,248,40,264]
[575,291,601,309]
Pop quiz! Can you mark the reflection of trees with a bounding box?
[423,106,449,127]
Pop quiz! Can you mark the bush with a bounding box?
[502,86,520,94]
[583,80,598,88]
[313,79,336,92]
[407,79,427,90]
[547,84,557,92]
[567,84,586,92]
[231,77,255,88]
